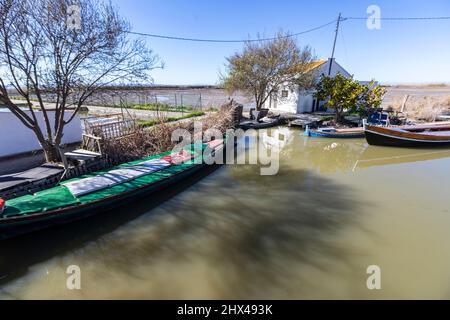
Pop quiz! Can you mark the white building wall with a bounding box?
[315,59,351,79]
[265,86,299,113]
[297,93,315,113]
[267,59,352,114]
[0,110,82,158]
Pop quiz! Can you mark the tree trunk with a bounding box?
[256,100,264,111]
[41,141,61,163]
[335,106,344,124]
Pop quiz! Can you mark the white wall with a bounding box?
[0,110,82,158]
[267,59,352,114]
[315,59,351,79]
[265,86,299,113]
[297,93,314,113]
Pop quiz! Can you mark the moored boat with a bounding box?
[0,139,226,240]
[239,117,280,130]
[304,125,365,138]
[364,122,450,147]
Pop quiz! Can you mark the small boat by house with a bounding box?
[364,122,450,147]
[239,117,280,130]
[0,139,226,240]
[304,125,365,139]
[239,108,280,130]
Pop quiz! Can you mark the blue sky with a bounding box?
[111,0,450,85]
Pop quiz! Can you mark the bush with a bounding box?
[101,105,235,164]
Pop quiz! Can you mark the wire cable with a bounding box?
[125,16,450,43]
[345,16,450,21]
[125,19,337,43]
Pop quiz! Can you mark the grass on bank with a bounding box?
[127,102,194,113]
[120,103,218,113]
[138,111,205,128]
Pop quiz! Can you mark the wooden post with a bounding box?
[181,94,184,115]
[401,94,409,113]
[328,13,342,76]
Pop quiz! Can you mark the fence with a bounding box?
[83,113,136,140]
[83,91,204,112]
[10,91,204,111]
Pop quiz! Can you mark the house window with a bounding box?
[281,90,289,98]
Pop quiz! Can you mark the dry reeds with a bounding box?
[101,101,238,164]
[383,94,450,122]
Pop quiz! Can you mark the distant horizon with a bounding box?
[150,80,450,87]
[4,82,450,92]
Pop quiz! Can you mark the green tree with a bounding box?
[356,81,387,117]
[314,75,386,124]
[314,74,364,123]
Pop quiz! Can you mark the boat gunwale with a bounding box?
[365,125,450,141]
[308,128,365,138]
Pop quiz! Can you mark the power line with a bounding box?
[125,15,450,43]
[345,16,450,20]
[125,19,337,43]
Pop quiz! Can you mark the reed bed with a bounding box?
[101,101,237,164]
[383,95,450,122]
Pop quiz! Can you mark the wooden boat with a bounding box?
[304,125,365,138]
[0,139,226,240]
[364,122,450,147]
[239,117,280,130]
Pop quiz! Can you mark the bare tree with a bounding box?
[222,32,316,111]
[0,0,161,161]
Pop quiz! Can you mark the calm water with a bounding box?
[2,127,450,299]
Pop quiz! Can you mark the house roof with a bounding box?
[288,59,328,74]
[304,59,328,72]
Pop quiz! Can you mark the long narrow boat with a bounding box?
[304,126,365,139]
[0,139,226,240]
[364,123,450,147]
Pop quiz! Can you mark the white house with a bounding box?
[265,58,352,114]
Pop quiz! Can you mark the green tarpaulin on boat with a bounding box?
[1,143,208,218]
[3,186,80,217]
[77,159,196,203]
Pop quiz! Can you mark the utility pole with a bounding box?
[328,13,342,76]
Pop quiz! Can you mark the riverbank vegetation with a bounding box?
[121,102,195,113]
[384,95,450,122]
[102,103,236,163]
[314,74,386,124]
[138,111,205,128]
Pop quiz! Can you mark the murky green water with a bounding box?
[2,127,450,299]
